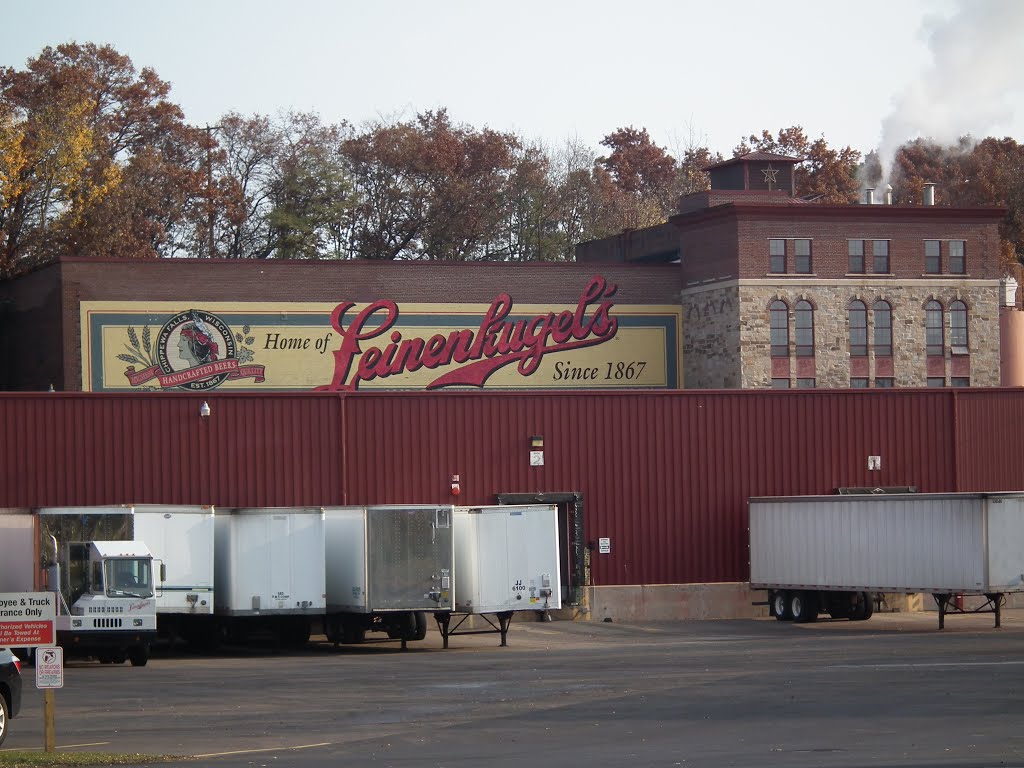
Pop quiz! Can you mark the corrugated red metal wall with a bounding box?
[340,389,960,585]
[0,393,342,508]
[0,389,1017,586]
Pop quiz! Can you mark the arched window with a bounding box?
[770,301,789,357]
[950,300,968,354]
[873,300,892,357]
[795,300,814,357]
[926,300,944,357]
[849,300,867,356]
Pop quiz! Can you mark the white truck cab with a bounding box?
[50,540,158,666]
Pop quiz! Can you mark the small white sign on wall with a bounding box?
[598,537,611,554]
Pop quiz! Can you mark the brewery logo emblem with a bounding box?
[120,309,265,391]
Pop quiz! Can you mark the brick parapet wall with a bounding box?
[733,211,1004,281]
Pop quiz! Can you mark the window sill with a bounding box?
[921,273,970,278]
[767,273,817,277]
[844,273,893,278]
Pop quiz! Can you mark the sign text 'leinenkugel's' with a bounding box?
[81,274,681,391]
[317,275,619,391]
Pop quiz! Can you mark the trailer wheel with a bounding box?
[280,619,311,649]
[860,593,874,620]
[771,591,792,621]
[129,645,149,667]
[790,591,818,623]
[850,592,874,621]
[412,611,428,641]
[341,620,366,644]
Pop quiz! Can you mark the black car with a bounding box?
[0,647,22,747]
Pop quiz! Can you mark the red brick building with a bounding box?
[577,153,1011,389]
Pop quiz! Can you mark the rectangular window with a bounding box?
[927,377,946,387]
[949,240,966,274]
[850,377,869,388]
[794,239,812,274]
[850,327,867,356]
[771,378,791,389]
[874,377,895,388]
[951,377,970,387]
[873,240,890,273]
[769,239,786,273]
[796,378,816,388]
[924,240,941,273]
[848,240,865,273]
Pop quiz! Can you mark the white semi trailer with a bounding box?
[132,505,215,644]
[441,504,561,646]
[749,492,1024,628]
[324,505,454,645]
[211,507,326,648]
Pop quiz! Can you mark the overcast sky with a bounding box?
[2,0,1022,163]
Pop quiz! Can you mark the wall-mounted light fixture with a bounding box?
[199,401,211,418]
[450,474,461,496]
[530,435,544,467]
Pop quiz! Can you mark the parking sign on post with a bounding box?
[36,647,64,689]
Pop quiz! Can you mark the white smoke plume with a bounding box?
[878,0,1024,183]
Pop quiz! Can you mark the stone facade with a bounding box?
[680,283,741,388]
[738,279,1001,388]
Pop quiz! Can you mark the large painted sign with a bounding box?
[81,276,682,392]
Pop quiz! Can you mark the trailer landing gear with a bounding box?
[933,592,1004,629]
[434,611,515,649]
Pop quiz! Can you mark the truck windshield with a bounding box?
[104,558,154,597]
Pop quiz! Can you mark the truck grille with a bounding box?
[92,618,124,628]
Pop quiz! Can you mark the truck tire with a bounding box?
[280,619,311,649]
[790,591,818,623]
[129,645,149,667]
[860,593,874,620]
[850,592,874,621]
[341,620,366,644]
[770,591,792,621]
[412,611,428,641]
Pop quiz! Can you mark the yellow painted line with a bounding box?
[193,742,333,758]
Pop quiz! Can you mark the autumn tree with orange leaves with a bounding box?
[0,43,206,275]
[735,126,861,203]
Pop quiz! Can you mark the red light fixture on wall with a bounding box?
[450,474,461,496]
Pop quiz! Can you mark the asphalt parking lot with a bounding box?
[4,610,1024,768]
